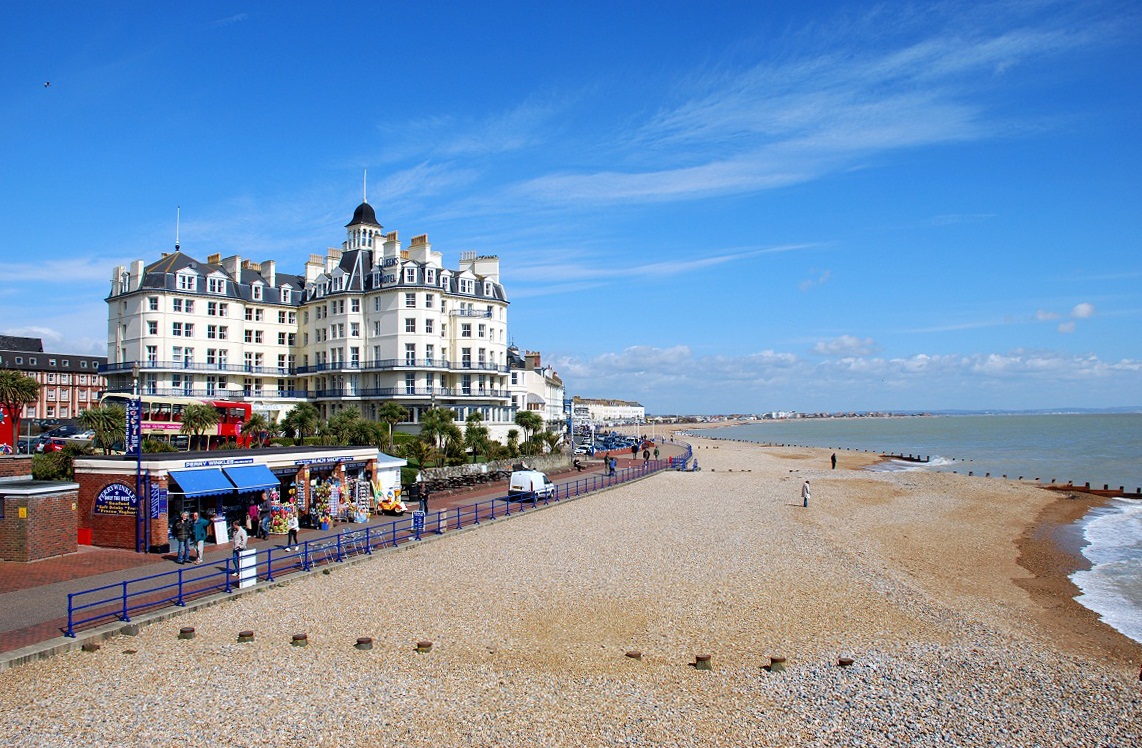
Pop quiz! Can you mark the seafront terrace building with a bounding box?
[0,336,107,446]
[104,201,517,438]
[507,347,567,433]
[573,397,645,426]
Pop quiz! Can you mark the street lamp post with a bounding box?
[130,363,145,552]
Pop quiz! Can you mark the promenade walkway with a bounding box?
[0,447,685,660]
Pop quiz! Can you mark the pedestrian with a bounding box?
[802,480,811,508]
[191,510,209,565]
[258,491,273,540]
[173,511,193,564]
[286,511,299,551]
[642,449,650,463]
[231,521,248,576]
[654,446,660,460]
[831,452,837,470]
[631,444,638,460]
[609,456,617,476]
[246,500,259,534]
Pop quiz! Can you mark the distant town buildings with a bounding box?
[0,336,107,442]
[572,397,645,425]
[103,199,562,440]
[508,348,566,430]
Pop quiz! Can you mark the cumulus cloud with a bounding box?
[1071,302,1095,319]
[813,335,878,357]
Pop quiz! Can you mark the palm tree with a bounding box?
[327,407,363,445]
[377,401,408,450]
[401,438,438,473]
[464,411,490,464]
[418,407,456,453]
[241,412,272,448]
[179,403,219,451]
[78,404,126,455]
[506,428,520,458]
[0,370,39,449]
[441,423,464,466]
[514,410,544,445]
[281,402,320,444]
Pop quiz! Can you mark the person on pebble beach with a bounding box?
[802,480,811,508]
[831,452,837,469]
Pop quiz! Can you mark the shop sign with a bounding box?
[293,456,354,466]
[125,399,141,455]
[149,484,168,520]
[412,510,425,533]
[94,483,137,516]
[183,457,255,469]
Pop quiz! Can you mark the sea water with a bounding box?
[712,413,1142,645]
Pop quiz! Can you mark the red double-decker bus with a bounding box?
[100,394,253,450]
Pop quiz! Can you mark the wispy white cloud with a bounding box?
[1071,302,1095,319]
[813,335,878,357]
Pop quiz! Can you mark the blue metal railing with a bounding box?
[65,460,668,637]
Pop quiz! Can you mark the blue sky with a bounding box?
[2,1,1140,414]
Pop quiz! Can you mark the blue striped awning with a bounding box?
[169,469,234,497]
[223,465,280,493]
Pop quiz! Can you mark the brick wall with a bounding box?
[76,471,169,551]
[0,456,33,479]
[0,489,78,562]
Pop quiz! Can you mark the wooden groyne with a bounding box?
[1039,482,1142,500]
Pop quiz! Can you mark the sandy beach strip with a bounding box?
[0,437,1138,747]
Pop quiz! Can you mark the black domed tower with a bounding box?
[345,198,382,250]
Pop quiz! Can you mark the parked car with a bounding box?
[507,470,555,500]
[37,437,70,454]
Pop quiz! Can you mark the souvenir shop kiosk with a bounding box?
[72,446,406,552]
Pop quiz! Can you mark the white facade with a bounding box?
[508,349,566,433]
[105,201,521,438]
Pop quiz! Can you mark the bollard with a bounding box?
[178,627,196,640]
[355,637,373,651]
[238,630,255,643]
[121,624,140,636]
[694,654,712,671]
[291,633,308,647]
[625,650,642,661]
[416,640,433,653]
[767,656,786,673]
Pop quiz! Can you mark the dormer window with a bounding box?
[425,268,435,285]
[177,272,197,291]
[280,287,291,303]
[332,276,343,292]
[483,281,492,296]
[404,267,417,284]
[252,284,263,301]
[460,278,475,295]
[208,276,226,294]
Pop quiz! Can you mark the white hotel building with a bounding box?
[105,201,520,438]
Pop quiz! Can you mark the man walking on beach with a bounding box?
[831,453,837,469]
[802,480,811,508]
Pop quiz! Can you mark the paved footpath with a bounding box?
[0,451,682,659]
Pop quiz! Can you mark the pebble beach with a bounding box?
[1,437,1140,747]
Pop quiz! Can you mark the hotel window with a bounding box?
[206,349,217,365]
[478,324,486,338]
[280,287,290,303]
[478,348,486,367]
[351,299,360,312]
[426,344,434,363]
[254,353,264,368]
[217,350,228,365]
[288,311,296,324]
[350,347,360,366]
[218,326,228,340]
[255,308,264,322]
[244,330,253,343]
[184,300,195,314]
[405,373,416,394]
[350,322,360,337]
[278,354,287,371]
[208,277,226,294]
[147,321,158,335]
[14,357,22,364]
[425,269,435,285]
[278,332,287,346]
[405,344,416,365]
[331,276,343,291]
[425,319,434,334]
[207,325,217,339]
[405,318,416,333]
[462,374,472,395]
[460,278,474,294]
[244,352,253,370]
[374,298,380,312]
[278,310,287,324]
[177,273,196,291]
[425,294,434,309]
[484,282,492,296]
[173,298,183,312]
[252,284,263,301]
[47,373,56,384]
[148,297,159,311]
[461,323,471,338]
[405,292,416,308]
[172,322,184,336]
[172,347,185,364]
[404,267,417,284]
[184,324,194,337]
[462,348,472,367]
[245,308,253,321]
[206,376,217,396]
[218,303,228,317]
[81,361,88,368]
[146,346,158,363]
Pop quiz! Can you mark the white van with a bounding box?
[508,470,555,500]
